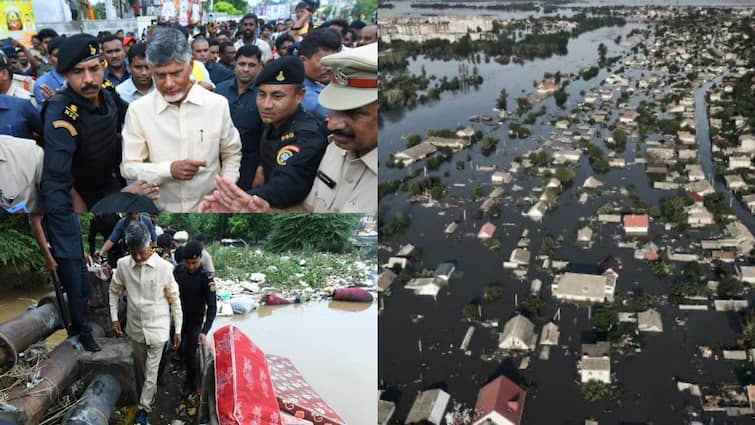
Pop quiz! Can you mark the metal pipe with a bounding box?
[62,375,121,425]
[0,326,106,425]
[0,299,63,369]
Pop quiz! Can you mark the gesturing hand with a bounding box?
[170,160,207,180]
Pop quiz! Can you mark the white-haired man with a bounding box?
[109,221,182,425]
[120,27,242,212]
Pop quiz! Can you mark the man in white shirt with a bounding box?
[109,221,182,425]
[121,27,242,212]
[233,13,273,63]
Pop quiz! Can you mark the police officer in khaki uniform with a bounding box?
[197,44,377,213]
[0,135,43,213]
[303,42,377,212]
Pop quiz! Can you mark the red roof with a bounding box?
[478,222,496,238]
[685,191,704,203]
[474,375,526,425]
[623,214,649,228]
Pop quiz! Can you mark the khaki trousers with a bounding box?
[131,338,166,412]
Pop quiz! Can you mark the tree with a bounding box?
[0,216,44,269]
[213,1,243,15]
[520,295,544,318]
[592,306,618,332]
[554,89,568,108]
[266,214,357,253]
[555,166,575,183]
[405,133,422,147]
[352,0,377,20]
[496,88,508,110]
[583,381,613,402]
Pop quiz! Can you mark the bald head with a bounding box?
[357,24,377,47]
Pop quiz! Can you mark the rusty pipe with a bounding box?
[0,326,106,425]
[0,296,64,369]
[62,374,121,425]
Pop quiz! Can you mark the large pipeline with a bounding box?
[0,325,105,425]
[0,293,64,369]
[62,374,121,425]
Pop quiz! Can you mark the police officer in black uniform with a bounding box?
[41,33,127,211]
[173,241,217,397]
[245,56,328,208]
[40,34,130,354]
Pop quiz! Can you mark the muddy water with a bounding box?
[212,301,377,425]
[0,286,68,349]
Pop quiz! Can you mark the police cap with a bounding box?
[319,43,377,111]
[57,34,100,74]
[254,56,304,87]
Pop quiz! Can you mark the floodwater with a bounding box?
[213,301,377,425]
[380,0,755,18]
[379,11,755,425]
[0,286,68,348]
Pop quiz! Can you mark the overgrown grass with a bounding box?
[205,244,375,289]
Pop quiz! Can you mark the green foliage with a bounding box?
[496,88,508,110]
[213,1,243,15]
[528,150,548,167]
[611,128,627,152]
[658,196,693,226]
[157,214,272,243]
[379,180,401,200]
[580,66,599,81]
[516,97,532,115]
[351,0,377,19]
[481,136,500,156]
[205,244,371,288]
[0,216,43,269]
[592,305,618,332]
[462,303,479,320]
[718,276,744,297]
[405,133,422,147]
[483,286,505,303]
[555,166,575,183]
[627,294,651,312]
[583,381,614,402]
[554,89,568,108]
[265,214,356,253]
[520,295,544,318]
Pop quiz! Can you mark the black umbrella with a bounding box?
[90,192,160,214]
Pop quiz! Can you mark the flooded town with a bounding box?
[378,2,755,424]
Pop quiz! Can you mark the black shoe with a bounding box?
[79,335,101,353]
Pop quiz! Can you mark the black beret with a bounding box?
[182,240,203,260]
[254,56,304,87]
[57,33,100,74]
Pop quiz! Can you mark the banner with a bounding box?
[0,0,35,46]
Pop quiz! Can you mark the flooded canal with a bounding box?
[379,11,755,424]
[214,301,377,425]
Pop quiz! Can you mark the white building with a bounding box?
[552,272,616,303]
[499,315,537,351]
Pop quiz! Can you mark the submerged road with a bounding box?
[694,77,755,234]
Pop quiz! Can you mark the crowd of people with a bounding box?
[1,9,377,217]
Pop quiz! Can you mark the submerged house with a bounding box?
[551,271,617,303]
[499,315,537,351]
[405,389,451,425]
[472,375,526,425]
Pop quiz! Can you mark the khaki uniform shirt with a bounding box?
[121,83,242,212]
[109,252,183,346]
[0,135,43,213]
[305,144,377,213]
